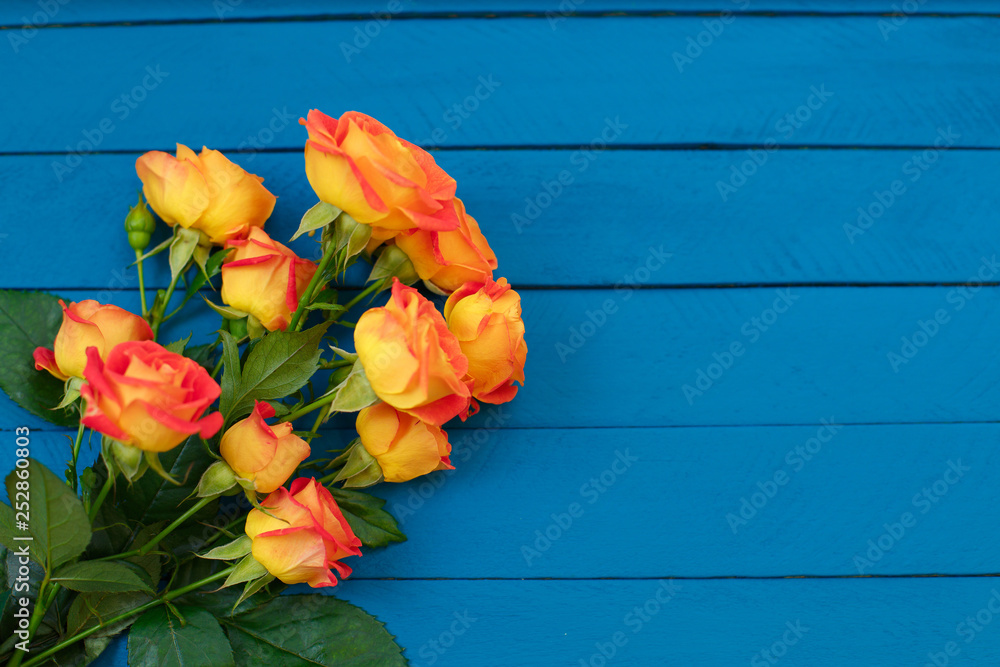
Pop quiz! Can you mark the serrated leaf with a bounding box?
[52,560,153,593]
[116,438,216,526]
[0,290,77,426]
[292,202,342,242]
[322,360,378,414]
[0,460,90,569]
[223,323,330,423]
[221,595,406,666]
[67,591,154,638]
[184,248,233,302]
[164,333,192,354]
[129,606,235,667]
[330,487,406,548]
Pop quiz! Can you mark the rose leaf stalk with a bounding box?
[151,269,183,340]
[289,241,338,332]
[67,417,86,491]
[18,565,237,667]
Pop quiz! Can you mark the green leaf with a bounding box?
[222,595,406,667]
[129,606,235,667]
[169,227,201,282]
[184,341,218,373]
[0,460,90,569]
[322,360,378,414]
[0,290,77,426]
[68,591,153,638]
[164,333,191,354]
[126,521,166,586]
[306,302,347,315]
[52,560,153,593]
[330,487,406,548]
[223,323,330,423]
[291,202,342,242]
[184,248,233,303]
[117,438,216,526]
[218,330,241,423]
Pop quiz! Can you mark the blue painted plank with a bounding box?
[4,148,999,289]
[3,17,999,150]
[5,424,999,577]
[84,578,1000,666]
[4,285,1000,429]
[3,1,996,26]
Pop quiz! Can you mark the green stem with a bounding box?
[68,419,85,491]
[19,566,236,667]
[279,391,340,424]
[211,357,224,379]
[289,242,338,332]
[87,475,114,522]
[151,271,182,340]
[134,249,148,316]
[339,279,384,314]
[138,497,213,556]
[319,359,354,370]
[6,575,51,667]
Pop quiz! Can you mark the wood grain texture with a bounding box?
[2,1,996,26]
[6,425,998,578]
[3,17,999,150]
[4,149,999,289]
[85,577,1000,667]
[4,285,1000,429]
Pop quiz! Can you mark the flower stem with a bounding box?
[137,496,213,556]
[134,249,148,316]
[68,418,85,491]
[289,242,338,332]
[5,575,52,667]
[342,279,384,313]
[87,474,114,522]
[18,566,236,667]
[151,268,183,340]
[279,391,339,424]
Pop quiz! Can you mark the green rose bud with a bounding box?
[125,192,156,251]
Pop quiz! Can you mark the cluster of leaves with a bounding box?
[0,289,407,666]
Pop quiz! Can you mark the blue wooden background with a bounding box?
[3,1,1000,665]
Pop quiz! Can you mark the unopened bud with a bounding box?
[125,192,156,251]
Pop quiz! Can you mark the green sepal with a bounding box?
[144,450,181,486]
[200,535,252,561]
[223,553,270,588]
[169,227,203,282]
[196,460,239,498]
[202,297,249,320]
[332,439,384,489]
[368,244,417,287]
[291,201,342,242]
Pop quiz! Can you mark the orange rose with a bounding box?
[220,401,310,493]
[80,341,223,452]
[33,300,153,381]
[301,110,461,241]
[245,478,361,588]
[356,402,453,483]
[220,227,317,332]
[354,279,471,426]
[135,144,276,244]
[444,277,527,404]
[395,198,497,294]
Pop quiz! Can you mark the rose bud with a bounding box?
[301,110,461,242]
[80,341,223,452]
[220,227,318,332]
[220,400,310,493]
[354,279,471,426]
[444,277,527,404]
[395,198,497,294]
[245,478,362,588]
[33,300,153,381]
[357,402,453,483]
[136,144,276,245]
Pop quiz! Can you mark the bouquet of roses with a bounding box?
[0,110,527,666]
